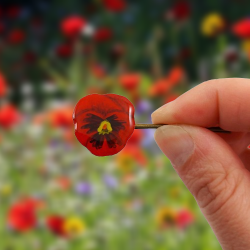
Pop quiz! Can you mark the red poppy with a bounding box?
[56,44,73,58]
[232,18,250,38]
[94,27,112,42]
[176,209,194,229]
[7,29,25,44]
[0,104,21,129]
[119,73,141,91]
[7,198,39,232]
[171,1,190,21]
[0,72,7,97]
[47,216,66,237]
[73,94,135,156]
[61,16,86,38]
[103,0,126,12]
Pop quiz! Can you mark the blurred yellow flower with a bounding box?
[156,207,178,229]
[117,153,134,173]
[169,187,181,198]
[242,39,250,53]
[63,217,85,236]
[0,184,12,196]
[201,13,225,37]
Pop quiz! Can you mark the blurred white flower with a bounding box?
[20,82,33,96]
[82,24,95,37]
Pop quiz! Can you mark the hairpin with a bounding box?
[73,94,230,156]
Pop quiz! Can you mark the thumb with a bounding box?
[155,125,250,250]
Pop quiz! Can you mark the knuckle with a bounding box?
[187,163,241,217]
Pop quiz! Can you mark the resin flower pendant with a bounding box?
[73,94,135,156]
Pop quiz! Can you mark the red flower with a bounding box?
[56,44,73,58]
[94,28,112,42]
[50,106,73,129]
[149,78,172,97]
[47,216,66,237]
[0,104,21,129]
[103,0,126,12]
[127,129,142,145]
[91,64,106,79]
[119,73,141,91]
[177,209,194,229]
[168,66,185,86]
[7,29,25,44]
[171,1,190,21]
[165,94,179,104]
[7,198,39,232]
[0,72,7,97]
[61,16,86,38]
[73,94,135,156]
[6,5,21,19]
[232,18,250,38]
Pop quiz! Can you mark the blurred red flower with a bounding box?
[119,73,141,91]
[165,94,179,104]
[50,106,73,128]
[47,216,66,237]
[103,0,126,12]
[168,66,185,86]
[0,104,21,129]
[94,27,112,42]
[171,1,190,21]
[177,209,194,229]
[61,16,86,38]
[149,78,172,97]
[56,176,71,190]
[0,72,7,97]
[7,29,25,44]
[127,129,142,145]
[91,64,106,79]
[6,5,21,19]
[232,18,250,38]
[56,44,73,58]
[7,198,40,232]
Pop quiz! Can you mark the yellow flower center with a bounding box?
[97,120,112,135]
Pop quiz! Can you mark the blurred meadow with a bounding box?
[1,0,250,249]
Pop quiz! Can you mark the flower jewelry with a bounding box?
[73,94,135,156]
[73,93,230,157]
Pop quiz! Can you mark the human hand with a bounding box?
[152,78,250,250]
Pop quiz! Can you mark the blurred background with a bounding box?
[1,0,250,249]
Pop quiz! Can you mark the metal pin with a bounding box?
[135,124,231,133]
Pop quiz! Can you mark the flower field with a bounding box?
[1,0,250,249]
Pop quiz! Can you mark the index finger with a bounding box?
[151,78,250,132]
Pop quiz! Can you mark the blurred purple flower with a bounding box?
[135,100,152,115]
[103,175,118,189]
[75,182,92,195]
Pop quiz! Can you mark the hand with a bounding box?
[152,78,250,250]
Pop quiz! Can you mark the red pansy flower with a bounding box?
[73,94,135,156]
[61,16,86,38]
[0,72,7,97]
[0,104,21,129]
[94,27,112,42]
[103,0,126,12]
[7,198,39,232]
[47,216,66,237]
[232,18,250,38]
[7,29,25,44]
[119,73,141,91]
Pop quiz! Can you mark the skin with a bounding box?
[152,78,250,250]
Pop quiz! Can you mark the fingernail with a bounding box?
[154,125,194,168]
